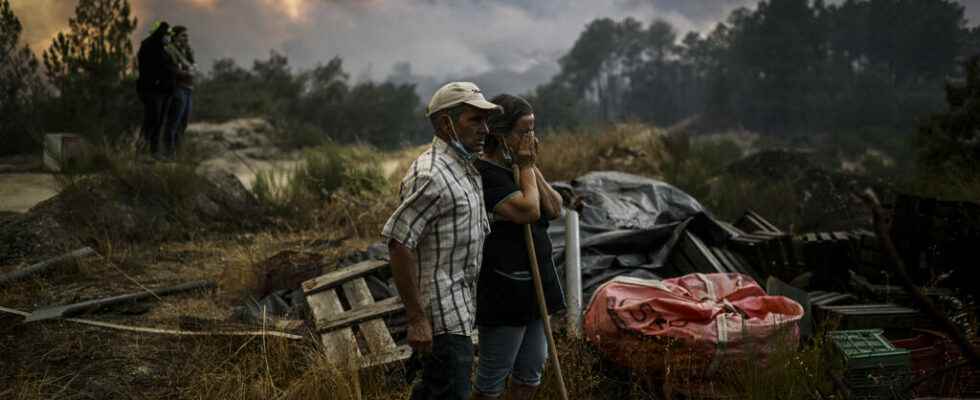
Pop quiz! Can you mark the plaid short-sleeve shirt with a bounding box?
[382,137,490,336]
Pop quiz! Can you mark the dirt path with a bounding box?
[0,173,58,213]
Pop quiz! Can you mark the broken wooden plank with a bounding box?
[342,278,398,354]
[717,221,746,239]
[302,260,388,295]
[670,250,698,275]
[736,210,782,234]
[810,292,856,306]
[360,345,412,369]
[683,232,726,274]
[316,296,402,334]
[0,247,97,286]
[712,247,754,278]
[307,289,361,363]
[818,303,923,330]
[24,280,215,322]
[179,315,305,332]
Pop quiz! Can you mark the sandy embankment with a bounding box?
[0,173,59,213]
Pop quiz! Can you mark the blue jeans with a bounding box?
[474,319,548,397]
[163,86,192,158]
[410,334,475,400]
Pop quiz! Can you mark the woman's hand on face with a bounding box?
[514,132,537,168]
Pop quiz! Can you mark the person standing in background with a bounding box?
[136,21,176,159]
[162,25,195,160]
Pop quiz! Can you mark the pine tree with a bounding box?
[0,0,46,155]
[42,0,136,90]
[41,0,138,142]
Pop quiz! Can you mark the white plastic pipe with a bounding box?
[564,208,582,337]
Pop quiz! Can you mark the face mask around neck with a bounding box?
[445,117,476,162]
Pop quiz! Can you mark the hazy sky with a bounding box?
[11,0,980,96]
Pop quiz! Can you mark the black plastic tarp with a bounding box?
[548,171,732,302]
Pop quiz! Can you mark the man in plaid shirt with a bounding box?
[383,82,501,400]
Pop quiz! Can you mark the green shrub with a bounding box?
[689,138,744,174]
[252,143,386,215]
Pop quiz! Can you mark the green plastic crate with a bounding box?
[828,329,911,370]
[829,329,912,399]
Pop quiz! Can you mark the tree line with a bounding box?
[530,0,976,138]
[194,52,425,149]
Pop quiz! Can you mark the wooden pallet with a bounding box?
[302,259,411,370]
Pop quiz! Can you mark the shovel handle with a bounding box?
[513,165,569,400]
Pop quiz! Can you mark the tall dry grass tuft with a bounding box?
[537,123,672,182]
[314,188,399,240]
[174,335,309,399]
[252,143,391,232]
[173,333,410,400]
[282,343,408,400]
[214,232,280,301]
[714,330,832,400]
[536,333,607,399]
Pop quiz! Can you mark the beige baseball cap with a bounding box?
[426,81,502,117]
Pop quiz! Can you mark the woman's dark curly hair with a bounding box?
[485,94,533,154]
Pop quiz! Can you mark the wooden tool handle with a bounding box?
[513,165,569,400]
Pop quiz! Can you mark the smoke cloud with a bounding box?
[10,0,979,98]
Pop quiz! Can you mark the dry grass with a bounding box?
[252,143,388,220]
[0,227,394,399]
[537,123,672,182]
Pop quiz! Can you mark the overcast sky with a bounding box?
[11,0,980,97]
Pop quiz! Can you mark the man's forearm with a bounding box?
[388,239,426,322]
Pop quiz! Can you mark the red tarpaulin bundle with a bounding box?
[583,272,804,374]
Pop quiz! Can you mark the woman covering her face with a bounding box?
[471,94,566,400]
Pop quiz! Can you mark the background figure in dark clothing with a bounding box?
[162,25,195,159]
[136,21,176,158]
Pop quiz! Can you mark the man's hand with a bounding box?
[407,316,433,353]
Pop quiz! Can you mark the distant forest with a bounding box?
[1,0,978,155]
[531,0,976,135]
